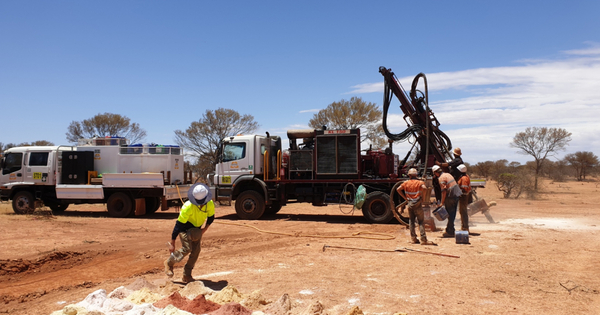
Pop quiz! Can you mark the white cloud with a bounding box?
[355,45,600,163]
[299,109,320,113]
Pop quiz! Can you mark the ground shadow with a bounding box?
[169,279,228,291]
[199,279,228,291]
[217,212,402,225]
[48,210,180,220]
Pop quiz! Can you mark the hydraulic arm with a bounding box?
[379,66,453,167]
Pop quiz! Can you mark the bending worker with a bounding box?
[433,165,462,237]
[164,182,215,283]
[397,168,436,245]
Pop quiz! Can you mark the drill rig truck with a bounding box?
[209,67,459,224]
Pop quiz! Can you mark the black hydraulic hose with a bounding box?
[410,72,453,162]
[382,80,422,142]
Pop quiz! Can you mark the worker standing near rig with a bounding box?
[164,182,215,283]
[436,147,464,181]
[397,168,436,246]
[457,164,472,233]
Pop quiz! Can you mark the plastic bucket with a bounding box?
[455,231,469,244]
[432,206,448,221]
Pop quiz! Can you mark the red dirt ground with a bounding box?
[1,179,599,314]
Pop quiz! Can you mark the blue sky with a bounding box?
[2,1,599,164]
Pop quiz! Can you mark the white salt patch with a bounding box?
[500,218,600,230]
[488,245,499,249]
[197,271,234,278]
[348,298,360,304]
[299,289,314,295]
[56,301,66,305]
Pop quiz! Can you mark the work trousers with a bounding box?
[167,228,203,278]
[458,193,471,231]
[444,196,459,235]
[408,200,427,241]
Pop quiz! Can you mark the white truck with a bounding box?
[0,137,192,217]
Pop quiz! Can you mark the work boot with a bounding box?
[410,237,420,244]
[441,232,454,238]
[182,275,195,283]
[421,238,437,246]
[164,259,174,278]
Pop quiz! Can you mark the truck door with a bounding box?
[0,152,24,184]
[218,140,251,186]
[25,151,52,185]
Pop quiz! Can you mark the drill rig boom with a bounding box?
[379,66,453,168]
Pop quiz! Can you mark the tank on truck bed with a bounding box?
[0,137,193,217]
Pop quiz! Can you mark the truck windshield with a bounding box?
[2,152,23,175]
[222,143,246,162]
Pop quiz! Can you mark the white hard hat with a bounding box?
[432,165,442,173]
[193,185,208,200]
[187,182,212,206]
[457,164,467,173]
[408,168,418,176]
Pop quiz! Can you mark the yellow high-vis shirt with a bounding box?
[177,200,215,227]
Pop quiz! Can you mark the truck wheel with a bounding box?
[264,201,283,215]
[362,191,394,224]
[48,202,70,213]
[12,191,35,214]
[107,192,133,218]
[145,197,161,214]
[235,191,265,220]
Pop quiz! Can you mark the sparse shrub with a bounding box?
[496,171,534,199]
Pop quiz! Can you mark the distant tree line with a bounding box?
[470,153,599,199]
[3,107,598,194]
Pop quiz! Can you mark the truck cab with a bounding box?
[213,134,281,204]
[1,146,62,193]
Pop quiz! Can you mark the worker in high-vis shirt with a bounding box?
[165,182,215,283]
[457,164,472,233]
[397,168,436,246]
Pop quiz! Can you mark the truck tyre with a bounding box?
[390,182,410,225]
[264,201,283,215]
[362,191,394,224]
[107,192,133,218]
[48,202,70,213]
[12,191,35,214]
[145,197,161,214]
[235,191,265,220]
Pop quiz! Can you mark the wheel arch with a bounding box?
[231,175,269,204]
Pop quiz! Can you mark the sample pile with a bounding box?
[48,277,370,315]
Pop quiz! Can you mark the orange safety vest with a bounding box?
[458,174,471,194]
[398,179,424,201]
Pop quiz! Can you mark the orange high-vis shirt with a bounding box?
[398,179,425,201]
[458,174,471,194]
